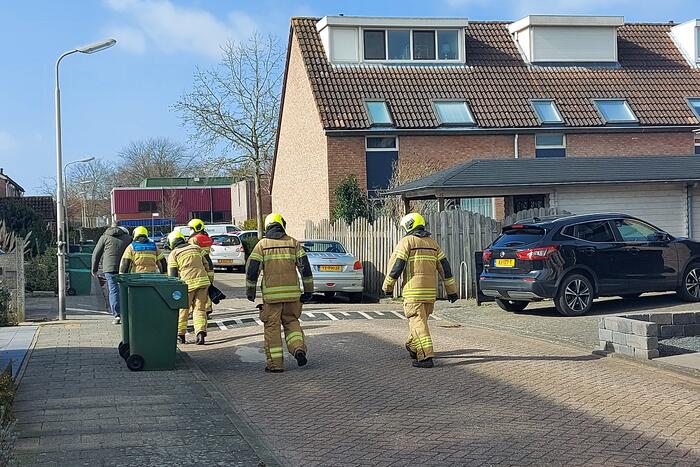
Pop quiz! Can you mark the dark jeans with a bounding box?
[104,272,120,318]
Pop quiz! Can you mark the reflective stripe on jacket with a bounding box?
[121,241,165,273]
[167,244,211,291]
[382,232,457,303]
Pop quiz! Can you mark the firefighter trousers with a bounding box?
[178,286,209,337]
[260,301,306,370]
[205,271,214,312]
[404,301,435,361]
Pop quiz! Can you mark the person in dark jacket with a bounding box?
[91,224,131,324]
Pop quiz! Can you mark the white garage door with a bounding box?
[553,183,687,237]
[692,186,700,239]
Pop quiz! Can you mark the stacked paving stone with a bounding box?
[599,312,700,359]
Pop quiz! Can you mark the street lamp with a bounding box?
[55,38,116,321]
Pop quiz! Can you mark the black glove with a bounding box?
[300,292,313,303]
[246,292,255,302]
[447,293,459,303]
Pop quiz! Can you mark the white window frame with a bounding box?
[592,98,638,124]
[535,133,566,149]
[365,136,399,152]
[530,99,564,124]
[364,100,394,127]
[359,27,464,64]
[432,100,476,126]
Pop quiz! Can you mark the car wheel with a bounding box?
[495,299,528,312]
[348,292,363,303]
[323,292,336,299]
[555,274,594,316]
[677,263,700,302]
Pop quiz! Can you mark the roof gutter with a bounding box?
[325,125,696,137]
[270,24,295,194]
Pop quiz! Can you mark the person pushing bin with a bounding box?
[167,231,211,345]
[383,213,459,368]
[246,213,314,373]
[119,226,167,274]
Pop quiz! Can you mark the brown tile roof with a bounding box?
[292,18,700,130]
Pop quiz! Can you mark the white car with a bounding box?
[210,234,246,272]
[300,240,364,302]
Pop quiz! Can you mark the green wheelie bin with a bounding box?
[115,273,173,360]
[125,277,188,371]
[67,252,92,269]
[67,268,92,295]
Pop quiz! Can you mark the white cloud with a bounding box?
[103,0,257,59]
[0,131,17,155]
[103,24,147,54]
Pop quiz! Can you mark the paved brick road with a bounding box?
[187,318,700,466]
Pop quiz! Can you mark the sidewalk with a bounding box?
[12,292,270,466]
[0,325,37,379]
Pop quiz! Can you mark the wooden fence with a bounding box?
[305,207,569,299]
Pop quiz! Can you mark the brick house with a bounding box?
[271,15,700,237]
[0,168,24,198]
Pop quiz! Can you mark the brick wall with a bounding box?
[272,31,330,238]
[567,132,695,157]
[326,137,367,214]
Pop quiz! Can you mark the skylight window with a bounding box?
[365,101,393,126]
[433,101,475,125]
[531,99,564,124]
[593,99,638,123]
[688,98,700,119]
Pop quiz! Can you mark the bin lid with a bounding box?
[67,268,92,273]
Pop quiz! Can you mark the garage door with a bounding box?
[692,186,700,239]
[553,183,687,237]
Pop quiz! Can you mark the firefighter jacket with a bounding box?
[119,238,166,273]
[167,243,212,291]
[382,228,457,303]
[246,225,314,303]
[189,231,214,271]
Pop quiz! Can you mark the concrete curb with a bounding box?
[12,326,40,387]
[178,350,284,467]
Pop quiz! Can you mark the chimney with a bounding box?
[0,168,3,175]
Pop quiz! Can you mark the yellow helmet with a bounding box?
[400,213,426,233]
[132,226,149,239]
[188,218,205,232]
[264,213,286,230]
[167,230,185,249]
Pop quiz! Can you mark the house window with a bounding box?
[365,101,393,126]
[437,30,459,59]
[433,101,475,126]
[387,30,410,60]
[138,201,158,212]
[695,133,700,155]
[413,30,436,60]
[688,98,700,119]
[531,99,564,124]
[459,198,493,217]
[331,28,359,62]
[366,136,399,196]
[593,99,638,123]
[363,30,386,60]
[535,133,566,158]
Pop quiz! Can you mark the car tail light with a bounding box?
[482,249,493,262]
[353,261,363,270]
[516,245,558,261]
[237,246,244,252]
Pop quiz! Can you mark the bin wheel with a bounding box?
[67,288,76,296]
[118,342,130,360]
[126,354,144,372]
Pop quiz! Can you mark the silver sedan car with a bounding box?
[300,240,364,302]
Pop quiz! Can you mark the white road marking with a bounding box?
[67,307,110,315]
[323,312,339,321]
[374,311,384,316]
[216,321,227,330]
[341,312,350,316]
[233,319,244,325]
[390,311,407,320]
[430,314,442,320]
[253,318,264,326]
[357,311,374,320]
[305,312,316,318]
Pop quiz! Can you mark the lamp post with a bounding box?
[55,38,116,321]
[63,157,95,246]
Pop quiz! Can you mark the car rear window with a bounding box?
[492,227,545,248]
[302,241,347,253]
[212,235,241,246]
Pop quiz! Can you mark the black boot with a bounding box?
[412,357,434,368]
[294,349,308,367]
[265,367,284,373]
[405,343,417,360]
[177,335,186,344]
[195,332,206,345]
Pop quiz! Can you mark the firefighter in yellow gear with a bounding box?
[383,213,459,368]
[167,230,211,345]
[246,213,314,373]
[119,226,167,274]
[188,218,215,316]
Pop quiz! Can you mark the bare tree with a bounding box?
[65,158,115,221]
[174,33,284,237]
[114,137,194,187]
[377,159,441,221]
[160,189,182,228]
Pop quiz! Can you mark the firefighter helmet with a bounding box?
[132,226,149,239]
[188,218,205,233]
[264,213,286,230]
[400,213,426,233]
[167,230,185,249]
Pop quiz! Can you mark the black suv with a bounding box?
[480,213,700,316]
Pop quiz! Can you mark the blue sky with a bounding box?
[0,0,694,194]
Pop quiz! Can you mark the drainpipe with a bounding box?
[688,183,695,238]
[514,134,519,159]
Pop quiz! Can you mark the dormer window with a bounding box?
[531,99,564,124]
[361,28,461,62]
[593,99,638,124]
[687,98,700,119]
[365,100,393,126]
[364,30,386,60]
[433,100,475,126]
[670,20,699,66]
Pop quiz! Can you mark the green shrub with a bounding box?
[240,218,258,231]
[25,248,58,293]
[332,175,370,224]
[0,286,14,327]
[241,236,259,261]
[0,365,16,467]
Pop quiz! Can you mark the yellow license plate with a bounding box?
[218,259,234,265]
[495,259,515,267]
[319,266,342,272]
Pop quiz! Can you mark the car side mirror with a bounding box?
[652,232,670,243]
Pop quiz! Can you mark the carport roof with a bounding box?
[385,155,700,199]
